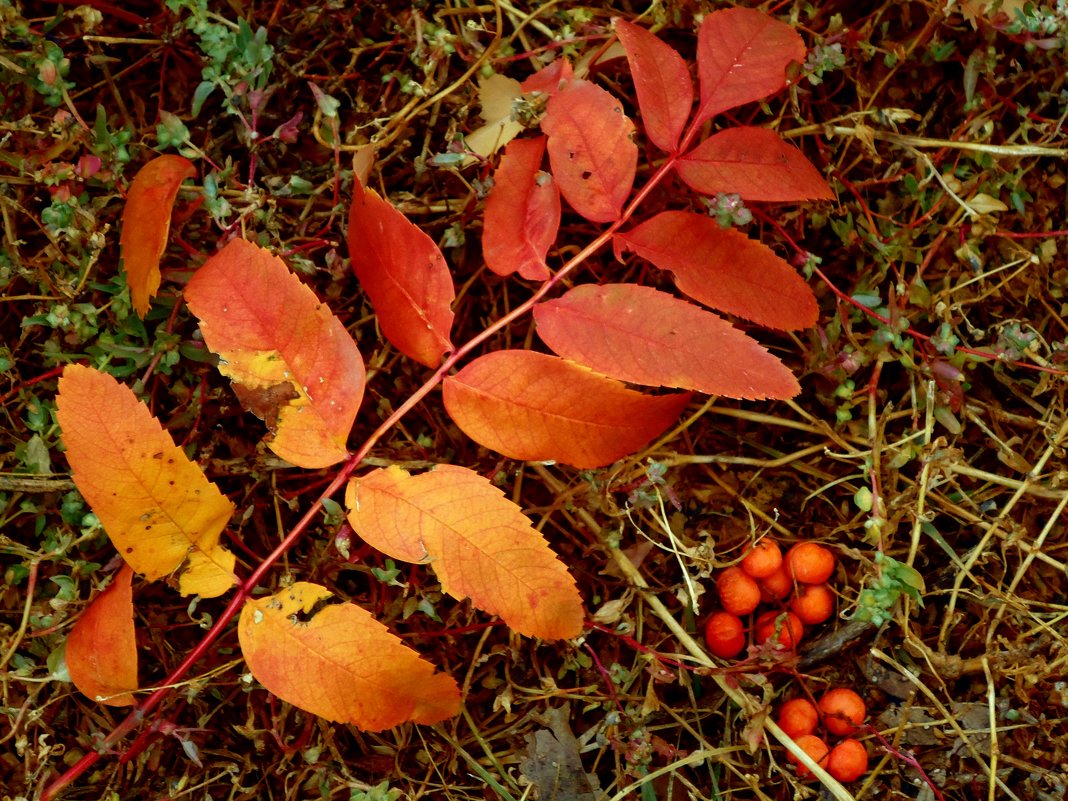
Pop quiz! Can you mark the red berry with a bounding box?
[704,611,746,658]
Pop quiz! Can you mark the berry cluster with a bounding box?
[704,539,836,658]
[778,690,869,782]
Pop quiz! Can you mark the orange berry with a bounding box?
[755,610,804,650]
[777,697,819,739]
[785,541,835,584]
[704,611,746,659]
[827,738,869,782]
[758,564,793,602]
[819,688,866,736]
[740,539,782,579]
[790,582,836,625]
[787,733,829,779]
[717,566,761,616]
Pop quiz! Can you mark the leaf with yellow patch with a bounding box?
[55,366,236,597]
[185,239,366,469]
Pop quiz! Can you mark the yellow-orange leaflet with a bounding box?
[346,464,584,640]
[55,365,236,597]
[238,582,460,731]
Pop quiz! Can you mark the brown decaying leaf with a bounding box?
[65,564,138,707]
[347,179,455,367]
[533,283,800,399]
[185,238,366,469]
[613,211,818,331]
[55,365,236,598]
[238,581,461,731]
[694,7,806,125]
[119,154,197,317]
[615,19,693,153]
[676,127,833,202]
[345,465,584,640]
[541,79,637,223]
[482,136,560,281]
[443,350,692,469]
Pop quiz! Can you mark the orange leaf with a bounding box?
[347,180,455,367]
[238,582,460,731]
[483,137,560,281]
[346,465,583,639]
[695,8,805,125]
[676,128,832,202]
[65,565,137,707]
[534,284,800,399]
[613,211,818,330]
[55,365,236,597]
[541,79,637,223]
[615,20,693,153]
[184,239,365,469]
[119,154,196,317]
[443,351,691,469]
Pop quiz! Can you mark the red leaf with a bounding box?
[613,211,817,330]
[185,239,366,469]
[541,79,637,223]
[483,137,560,281]
[615,19,693,153]
[347,180,455,367]
[443,350,690,469]
[119,155,196,317]
[676,127,832,202]
[695,8,806,125]
[520,58,574,97]
[534,284,799,399]
[65,565,138,706]
[346,465,584,639]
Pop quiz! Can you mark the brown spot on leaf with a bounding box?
[232,381,300,431]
